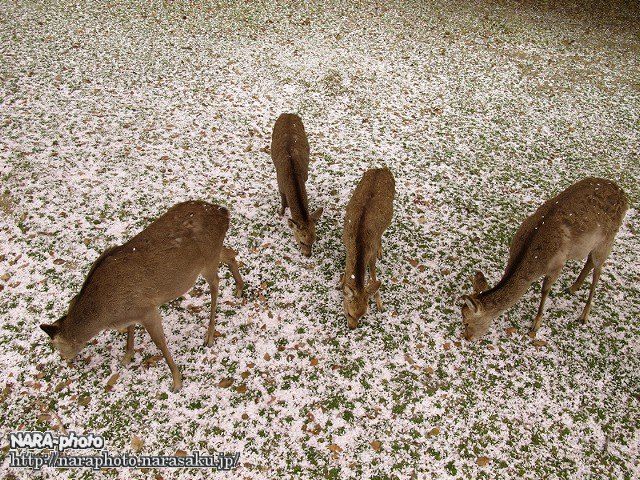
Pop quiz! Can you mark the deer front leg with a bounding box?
[221,247,244,298]
[121,325,135,366]
[377,239,382,260]
[203,269,220,347]
[143,311,182,392]
[531,270,560,333]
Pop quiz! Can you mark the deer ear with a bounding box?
[472,271,489,293]
[40,323,59,339]
[365,280,381,295]
[310,207,324,222]
[344,285,355,298]
[461,295,480,314]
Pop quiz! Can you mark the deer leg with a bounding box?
[143,311,182,392]
[203,268,220,347]
[569,254,593,294]
[279,191,287,216]
[578,265,602,324]
[337,272,345,290]
[221,247,244,298]
[369,258,384,312]
[377,239,382,260]
[121,325,135,366]
[531,270,560,333]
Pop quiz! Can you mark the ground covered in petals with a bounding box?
[1,1,638,478]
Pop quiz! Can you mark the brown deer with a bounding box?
[40,200,244,392]
[271,113,323,257]
[341,167,395,329]
[461,177,628,340]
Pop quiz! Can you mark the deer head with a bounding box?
[288,207,323,257]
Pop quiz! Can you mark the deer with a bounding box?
[271,113,323,257]
[40,200,244,392]
[461,177,628,341]
[341,167,395,329]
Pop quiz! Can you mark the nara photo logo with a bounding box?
[9,431,105,452]
[7,431,240,471]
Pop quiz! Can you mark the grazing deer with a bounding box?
[271,113,323,257]
[461,178,628,340]
[341,167,395,329]
[40,201,244,392]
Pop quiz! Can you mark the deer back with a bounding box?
[271,113,310,223]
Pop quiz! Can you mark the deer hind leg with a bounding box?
[531,268,561,333]
[368,257,384,312]
[377,239,382,260]
[202,266,221,347]
[121,325,135,366]
[578,244,611,324]
[569,254,594,294]
[578,265,602,324]
[279,191,288,216]
[221,246,244,298]
[142,310,182,392]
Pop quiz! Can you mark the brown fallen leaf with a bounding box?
[427,427,440,437]
[55,379,72,392]
[0,384,12,403]
[370,440,382,451]
[175,450,187,457]
[533,340,548,348]
[53,259,66,265]
[143,355,163,366]
[505,327,517,336]
[218,378,234,388]
[264,353,271,361]
[235,384,247,394]
[443,343,452,351]
[106,373,120,388]
[476,456,490,467]
[78,394,91,406]
[38,413,52,423]
[310,357,319,366]
[328,444,343,453]
[131,435,144,453]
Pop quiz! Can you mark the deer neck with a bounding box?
[345,249,367,291]
[478,273,533,315]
